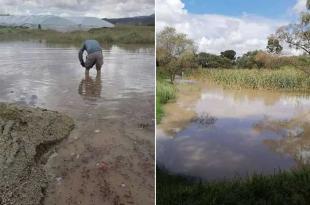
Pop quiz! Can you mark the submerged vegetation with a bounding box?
[0,25,155,45]
[157,167,310,205]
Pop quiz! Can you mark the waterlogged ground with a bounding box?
[0,41,155,205]
[157,81,310,180]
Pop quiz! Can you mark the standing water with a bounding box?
[0,41,155,204]
[157,82,310,180]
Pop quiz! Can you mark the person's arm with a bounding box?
[78,44,86,67]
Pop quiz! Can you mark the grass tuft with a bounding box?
[156,80,176,123]
[157,167,310,205]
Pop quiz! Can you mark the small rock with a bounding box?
[94,129,100,133]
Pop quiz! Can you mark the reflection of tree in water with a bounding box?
[190,112,217,127]
[78,71,102,100]
[255,112,310,165]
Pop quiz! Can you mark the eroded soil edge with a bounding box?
[0,103,74,205]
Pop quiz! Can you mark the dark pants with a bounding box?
[85,51,103,70]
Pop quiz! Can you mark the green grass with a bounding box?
[156,80,176,123]
[156,97,164,124]
[157,167,310,205]
[189,67,310,92]
[0,25,154,45]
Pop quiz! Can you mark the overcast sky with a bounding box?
[156,0,307,55]
[0,0,154,18]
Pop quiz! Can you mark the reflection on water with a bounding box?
[157,82,310,180]
[261,114,310,165]
[78,71,102,100]
[0,41,155,204]
[0,41,154,110]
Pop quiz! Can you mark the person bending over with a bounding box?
[79,39,103,71]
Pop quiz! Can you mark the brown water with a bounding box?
[157,82,310,180]
[0,41,155,204]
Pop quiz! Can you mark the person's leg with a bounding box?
[85,68,90,75]
[96,52,104,71]
[85,53,96,70]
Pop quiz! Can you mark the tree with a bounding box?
[178,51,197,69]
[197,52,233,68]
[275,0,310,54]
[156,47,171,66]
[266,36,283,54]
[157,27,196,83]
[220,50,236,60]
[197,52,209,67]
[164,52,197,83]
[157,27,195,59]
[236,50,262,69]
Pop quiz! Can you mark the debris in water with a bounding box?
[95,129,100,133]
[191,113,217,126]
[121,183,126,188]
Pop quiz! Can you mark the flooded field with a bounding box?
[157,82,310,180]
[0,41,154,205]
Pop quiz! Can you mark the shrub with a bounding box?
[254,51,282,69]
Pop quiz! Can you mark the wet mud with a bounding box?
[43,94,155,205]
[0,103,74,205]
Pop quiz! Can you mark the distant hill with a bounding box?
[103,14,154,26]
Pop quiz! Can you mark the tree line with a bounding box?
[157,1,310,83]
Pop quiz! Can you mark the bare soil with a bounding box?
[0,103,74,205]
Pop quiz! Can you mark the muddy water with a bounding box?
[0,41,154,204]
[157,82,310,180]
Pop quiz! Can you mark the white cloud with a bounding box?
[0,0,154,18]
[156,0,291,55]
[293,0,307,14]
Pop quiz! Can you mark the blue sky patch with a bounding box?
[183,0,297,20]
